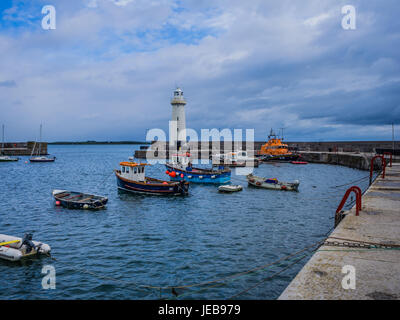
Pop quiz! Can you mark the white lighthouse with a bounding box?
[171,87,187,149]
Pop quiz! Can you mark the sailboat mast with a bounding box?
[1,124,4,155]
[38,124,42,155]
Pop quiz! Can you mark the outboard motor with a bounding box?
[21,233,36,254]
[179,180,188,195]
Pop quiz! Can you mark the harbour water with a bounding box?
[0,145,370,299]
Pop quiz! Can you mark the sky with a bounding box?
[0,0,399,142]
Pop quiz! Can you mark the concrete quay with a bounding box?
[298,151,374,170]
[134,148,396,171]
[279,163,400,300]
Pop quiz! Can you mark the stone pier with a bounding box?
[279,163,400,300]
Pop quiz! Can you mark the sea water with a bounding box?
[0,145,370,299]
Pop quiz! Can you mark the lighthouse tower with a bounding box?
[171,87,187,149]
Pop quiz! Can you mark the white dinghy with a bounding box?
[0,233,51,261]
[218,184,243,193]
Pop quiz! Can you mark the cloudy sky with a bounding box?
[0,0,399,142]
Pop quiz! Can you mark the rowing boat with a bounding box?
[246,174,300,191]
[52,190,108,209]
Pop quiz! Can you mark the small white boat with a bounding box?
[0,233,51,261]
[0,155,19,162]
[212,150,259,167]
[247,174,299,191]
[30,156,56,162]
[0,125,19,162]
[29,124,56,163]
[218,184,243,193]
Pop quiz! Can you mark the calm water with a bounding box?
[0,145,369,300]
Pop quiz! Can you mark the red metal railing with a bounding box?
[369,155,386,185]
[336,186,362,217]
[383,152,393,167]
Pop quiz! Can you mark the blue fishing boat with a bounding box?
[115,161,189,196]
[165,153,231,184]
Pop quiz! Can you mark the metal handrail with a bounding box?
[383,152,393,167]
[369,155,386,185]
[336,186,362,217]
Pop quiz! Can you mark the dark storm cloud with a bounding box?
[0,0,399,141]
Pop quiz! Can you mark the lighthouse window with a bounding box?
[177,117,179,121]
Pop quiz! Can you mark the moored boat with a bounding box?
[0,233,51,261]
[29,124,56,163]
[291,161,308,165]
[256,129,299,162]
[212,150,259,167]
[0,155,19,162]
[52,190,108,209]
[30,156,56,162]
[247,173,300,191]
[218,184,243,193]
[0,125,19,162]
[166,153,231,184]
[115,161,189,196]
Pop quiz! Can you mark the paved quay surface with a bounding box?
[279,163,400,300]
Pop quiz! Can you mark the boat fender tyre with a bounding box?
[281,186,287,190]
[249,179,255,183]
[256,182,261,186]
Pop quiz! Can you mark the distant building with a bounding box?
[171,87,187,150]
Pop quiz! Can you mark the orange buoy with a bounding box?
[163,182,168,185]
[165,170,170,175]
[55,201,61,206]
[180,173,184,178]
[169,171,177,178]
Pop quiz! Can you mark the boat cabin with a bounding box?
[170,153,191,167]
[119,162,149,182]
[259,129,291,156]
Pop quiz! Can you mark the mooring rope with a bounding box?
[227,254,309,300]
[328,174,370,188]
[94,170,115,190]
[43,238,326,299]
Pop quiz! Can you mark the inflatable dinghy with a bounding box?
[0,233,51,261]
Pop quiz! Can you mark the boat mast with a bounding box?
[1,124,4,155]
[38,124,42,156]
